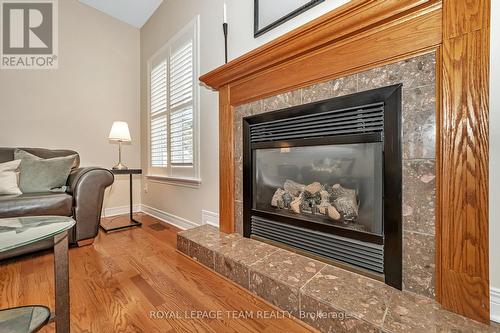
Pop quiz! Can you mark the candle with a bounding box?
[223,3,227,23]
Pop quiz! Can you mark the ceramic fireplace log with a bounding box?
[270,180,359,223]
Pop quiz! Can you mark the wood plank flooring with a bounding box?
[0,214,315,333]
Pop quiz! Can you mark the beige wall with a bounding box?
[0,0,141,213]
[140,0,348,226]
[140,0,220,226]
[225,0,349,62]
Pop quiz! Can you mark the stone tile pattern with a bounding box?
[177,226,499,333]
[250,249,325,316]
[233,53,437,298]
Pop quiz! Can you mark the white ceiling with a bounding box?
[79,0,163,28]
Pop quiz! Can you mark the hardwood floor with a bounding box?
[0,214,315,333]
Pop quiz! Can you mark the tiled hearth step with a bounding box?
[177,225,498,333]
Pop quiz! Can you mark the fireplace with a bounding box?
[242,85,403,289]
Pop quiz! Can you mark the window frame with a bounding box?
[146,16,201,185]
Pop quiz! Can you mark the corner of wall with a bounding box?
[202,210,219,228]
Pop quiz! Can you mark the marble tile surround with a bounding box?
[233,52,437,298]
[177,225,500,333]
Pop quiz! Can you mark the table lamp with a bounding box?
[108,121,131,170]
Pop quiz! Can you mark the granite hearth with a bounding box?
[177,225,499,333]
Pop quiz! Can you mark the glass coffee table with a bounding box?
[0,216,75,332]
[0,306,51,333]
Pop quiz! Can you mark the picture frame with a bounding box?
[254,0,325,37]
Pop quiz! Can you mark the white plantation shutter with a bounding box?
[150,61,168,167]
[150,115,168,166]
[148,17,199,179]
[170,108,193,164]
[170,42,193,109]
[169,40,194,165]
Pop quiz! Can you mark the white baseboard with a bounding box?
[492,287,500,323]
[141,204,199,230]
[102,204,141,217]
[202,210,219,228]
[102,204,205,231]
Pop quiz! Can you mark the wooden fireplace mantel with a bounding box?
[200,0,491,324]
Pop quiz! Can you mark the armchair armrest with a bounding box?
[67,167,114,241]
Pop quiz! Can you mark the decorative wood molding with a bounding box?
[218,85,235,234]
[229,6,441,105]
[439,0,490,323]
[199,0,491,323]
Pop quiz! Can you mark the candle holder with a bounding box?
[223,22,228,64]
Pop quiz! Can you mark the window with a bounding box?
[148,17,199,182]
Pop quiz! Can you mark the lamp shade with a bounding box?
[108,121,131,142]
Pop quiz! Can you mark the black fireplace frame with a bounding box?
[242,85,403,289]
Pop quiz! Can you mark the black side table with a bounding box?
[100,168,142,232]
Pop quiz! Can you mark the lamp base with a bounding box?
[112,162,128,170]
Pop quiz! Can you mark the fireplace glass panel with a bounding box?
[253,143,383,235]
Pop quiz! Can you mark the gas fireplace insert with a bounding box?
[242,85,403,289]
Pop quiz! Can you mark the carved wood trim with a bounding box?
[218,85,235,234]
[439,0,490,323]
[200,0,491,323]
[229,7,442,105]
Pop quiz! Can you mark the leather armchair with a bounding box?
[68,167,114,242]
[0,148,114,260]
